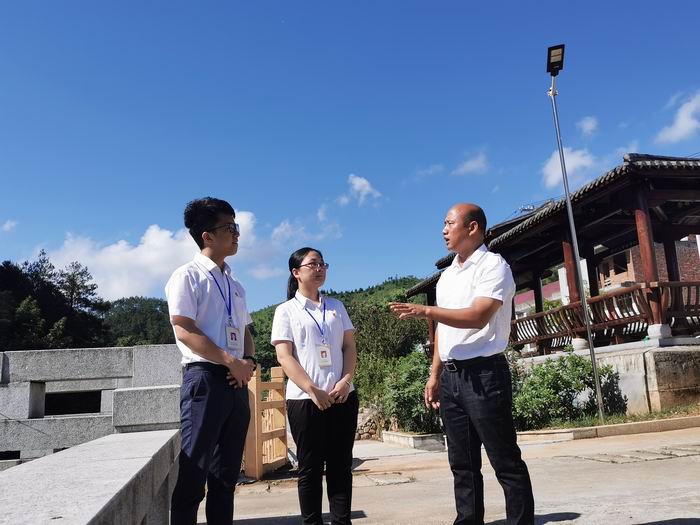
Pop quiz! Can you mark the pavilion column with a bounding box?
[562,231,581,303]
[662,231,681,282]
[531,274,546,354]
[582,246,600,298]
[562,231,587,350]
[634,187,669,338]
[532,274,544,313]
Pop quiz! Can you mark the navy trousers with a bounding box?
[439,354,534,525]
[170,363,251,525]
[287,390,359,525]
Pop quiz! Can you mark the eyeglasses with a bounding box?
[210,223,240,235]
[299,262,329,270]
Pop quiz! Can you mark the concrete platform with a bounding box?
[226,427,700,524]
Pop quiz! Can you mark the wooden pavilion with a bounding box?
[406,154,700,355]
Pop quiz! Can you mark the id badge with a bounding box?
[317,343,332,368]
[225,326,241,351]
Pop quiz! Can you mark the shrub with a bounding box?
[511,350,627,430]
[354,351,396,408]
[381,350,441,434]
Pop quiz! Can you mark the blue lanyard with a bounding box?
[208,269,232,321]
[298,298,327,342]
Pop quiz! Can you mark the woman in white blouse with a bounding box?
[271,247,358,525]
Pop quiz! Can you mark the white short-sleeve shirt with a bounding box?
[165,252,253,365]
[271,291,355,400]
[436,244,515,361]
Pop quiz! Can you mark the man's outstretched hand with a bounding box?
[389,302,430,320]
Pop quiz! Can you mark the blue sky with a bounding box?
[2,2,700,311]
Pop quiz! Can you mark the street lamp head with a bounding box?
[546,44,565,77]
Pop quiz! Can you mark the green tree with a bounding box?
[382,350,441,433]
[57,262,99,313]
[105,297,174,345]
[13,296,46,349]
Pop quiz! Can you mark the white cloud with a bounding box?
[415,164,444,178]
[663,91,685,110]
[656,91,700,144]
[576,116,598,137]
[542,147,596,189]
[2,220,17,232]
[48,225,199,300]
[491,185,500,193]
[249,265,286,280]
[317,204,327,222]
[451,153,488,176]
[615,140,639,157]
[337,174,381,206]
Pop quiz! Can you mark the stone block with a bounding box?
[101,389,114,413]
[2,347,133,383]
[598,349,651,415]
[131,345,182,387]
[0,414,114,452]
[0,381,45,419]
[46,378,120,394]
[0,429,179,524]
[0,460,22,472]
[382,430,445,451]
[20,449,52,459]
[113,385,180,432]
[645,347,700,410]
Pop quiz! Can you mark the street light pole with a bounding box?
[546,45,605,423]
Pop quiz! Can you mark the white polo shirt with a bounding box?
[435,244,515,361]
[270,291,355,400]
[165,252,252,365]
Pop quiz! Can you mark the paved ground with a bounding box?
[202,428,700,524]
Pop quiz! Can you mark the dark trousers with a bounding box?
[287,390,359,525]
[171,363,251,525]
[439,354,534,525]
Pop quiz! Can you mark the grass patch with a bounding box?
[542,403,700,430]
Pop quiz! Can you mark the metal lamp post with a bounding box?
[546,44,605,422]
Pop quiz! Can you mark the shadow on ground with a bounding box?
[489,513,581,525]
[207,510,368,524]
[637,520,700,525]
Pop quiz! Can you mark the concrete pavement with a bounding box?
[213,428,700,524]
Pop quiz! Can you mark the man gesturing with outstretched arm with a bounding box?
[391,203,534,525]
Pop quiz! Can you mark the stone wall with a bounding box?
[0,344,182,468]
[356,407,382,440]
[523,342,700,415]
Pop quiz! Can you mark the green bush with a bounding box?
[511,350,627,430]
[381,350,441,434]
[354,351,396,408]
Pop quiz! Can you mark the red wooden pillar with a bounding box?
[532,274,544,313]
[581,246,599,298]
[634,187,663,325]
[562,231,581,304]
[662,232,681,282]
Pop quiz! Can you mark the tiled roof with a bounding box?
[488,154,700,250]
[412,154,700,295]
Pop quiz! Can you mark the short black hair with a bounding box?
[464,206,487,235]
[184,197,235,249]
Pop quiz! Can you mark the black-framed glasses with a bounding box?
[210,222,240,235]
[300,262,329,270]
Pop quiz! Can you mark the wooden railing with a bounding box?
[511,284,653,352]
[654,281,700,335]
[244,366,288,480]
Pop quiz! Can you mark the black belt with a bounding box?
[184,362,228,373]
[442,353,505,372]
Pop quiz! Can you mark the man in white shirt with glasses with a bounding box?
[166,197,257,525]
